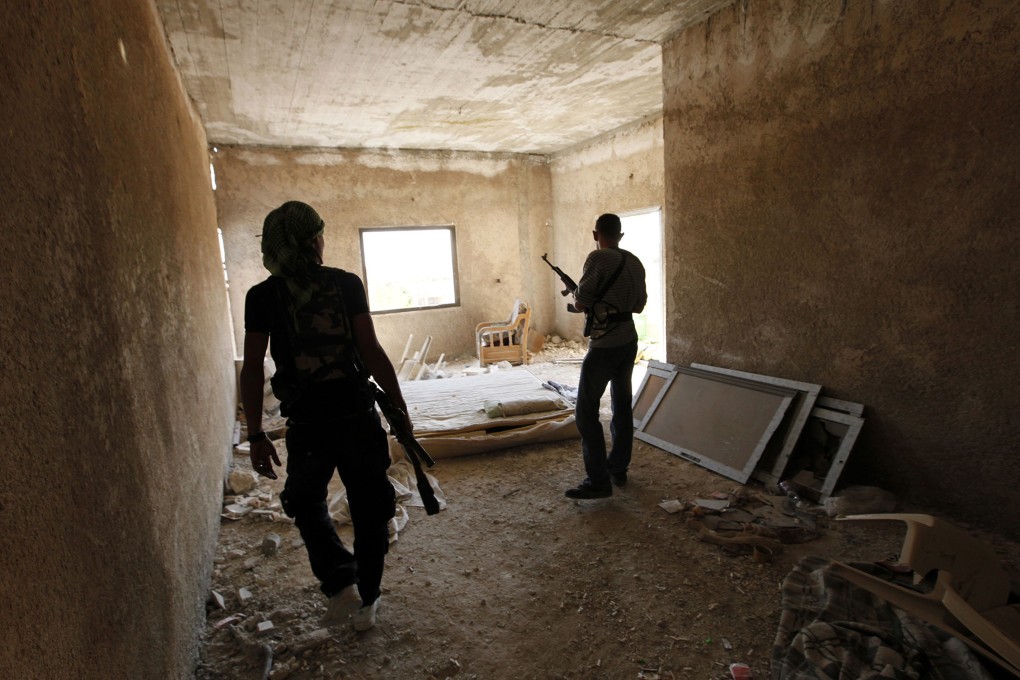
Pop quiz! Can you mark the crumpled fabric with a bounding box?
[773,555,996,680]
[483,395,571,418]
[328,459,446,548]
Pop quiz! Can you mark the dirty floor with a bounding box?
[196,346,1020,680]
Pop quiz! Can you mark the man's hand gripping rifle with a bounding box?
[540,253,582,314]
[371,384,441,515]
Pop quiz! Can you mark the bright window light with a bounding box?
[360,226,459,313]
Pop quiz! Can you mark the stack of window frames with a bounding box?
[631,361,863,498]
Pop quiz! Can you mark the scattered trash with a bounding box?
[238,587,253,604]
[667,488,821,559]
[729,662,753,679]
[752,544,774,564]
[778,480,801,504]
[260,643,273,680]
[823,485,897,517]
[658,499,684,514]
[256,620,275,633]
[209,590,225,610]
[698,524,782,557]
[694,498,730,512]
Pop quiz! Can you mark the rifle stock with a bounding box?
[371,384,441,515]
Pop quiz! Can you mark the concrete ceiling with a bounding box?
[157,0,732,155]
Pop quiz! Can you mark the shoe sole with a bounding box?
[565,489,612,499]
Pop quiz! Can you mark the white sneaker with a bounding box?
[352,597,380,631]
[319,584,361,627]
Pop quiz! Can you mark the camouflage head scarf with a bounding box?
[261,201,325,310]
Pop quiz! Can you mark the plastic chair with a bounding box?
[833,513,1020,676]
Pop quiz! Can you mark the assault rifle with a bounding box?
[371,384,441,515]
[540,253,582,315]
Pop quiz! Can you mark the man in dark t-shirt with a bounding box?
[239,201,411,632]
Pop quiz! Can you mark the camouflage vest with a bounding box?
[269,269,365,407]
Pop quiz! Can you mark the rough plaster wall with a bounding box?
[549,117,666,338]
[215,148,552,363]
[0,2,235,678]
[663,0,1019,536]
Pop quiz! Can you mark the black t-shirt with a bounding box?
[245,266,373,420]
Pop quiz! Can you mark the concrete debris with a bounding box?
[238,587,253,604]
[209,590,226,610]
[251,509,292,523]
[269,660,297,680]
[289,629,331,656]
[227,469,258,494]
[212,614,243,629]
[222,503,253,520]
[223,485,290,523]
[262,533,282,556]
[257,620,275,633]
[822,485,897,517]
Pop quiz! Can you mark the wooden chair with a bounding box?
[476,299,531,367]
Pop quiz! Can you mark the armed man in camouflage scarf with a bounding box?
[239,200,411,632]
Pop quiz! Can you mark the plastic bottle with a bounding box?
[779,480,800,502]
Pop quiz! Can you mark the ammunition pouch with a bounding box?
[587,302,631,339]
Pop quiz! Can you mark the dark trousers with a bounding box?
[280,409,396,605]
[574,340,638,487]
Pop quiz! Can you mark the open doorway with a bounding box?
[620,208,665,362]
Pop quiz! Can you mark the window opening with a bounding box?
[217,228,238,359]
[359,226,459,313]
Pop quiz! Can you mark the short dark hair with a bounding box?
[594,213,622,237]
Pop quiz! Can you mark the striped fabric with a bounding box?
[574,247,647,348]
